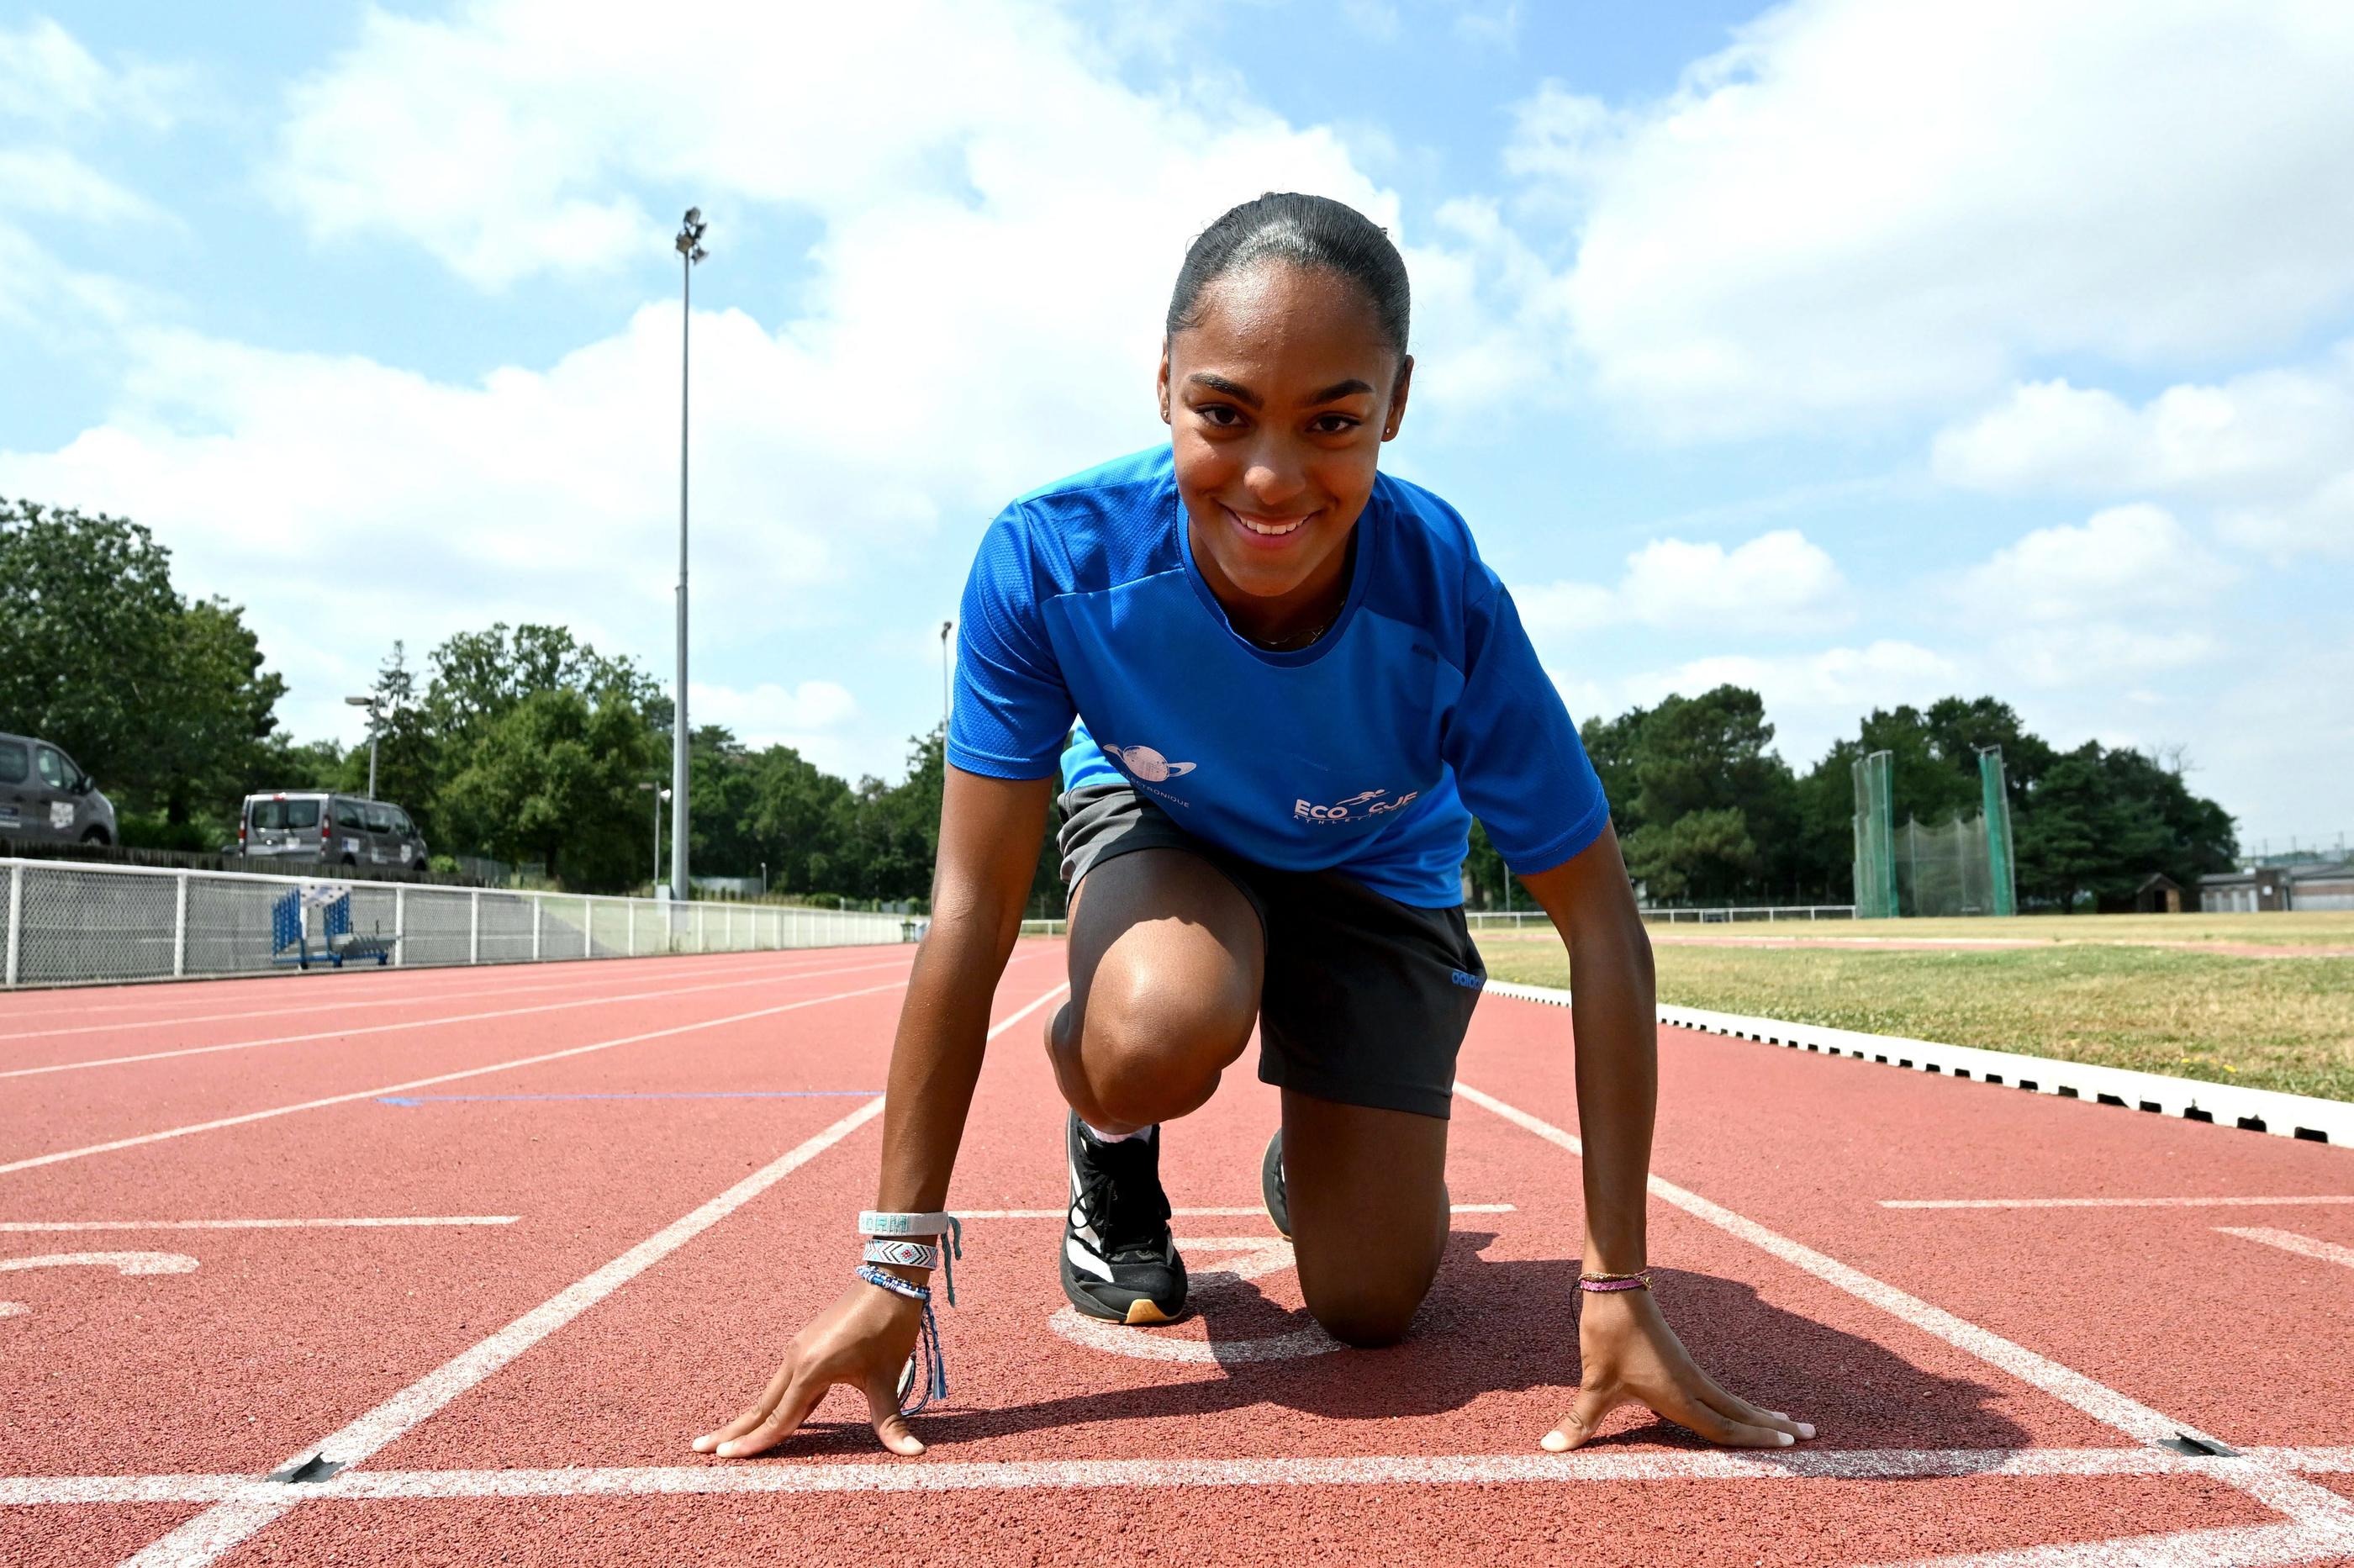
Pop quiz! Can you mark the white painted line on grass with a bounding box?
[116,979,1069,1568]
[0,979,911,1178]
[13,1445,2354,1507]
[2215,1227,2354,1271]
[0,953,917,1080]
[1883,1196,2354,1211]
[950,1203,1515,1220]
[1480,978,2354,1148]
[1453,1080,2354,1559]
[0,1217,518,1232]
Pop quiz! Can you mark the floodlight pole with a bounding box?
[639,782,668,893]
[673,207,708,904]
[344,694,380,798]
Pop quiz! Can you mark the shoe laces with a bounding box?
[1072,1134,1172,1263]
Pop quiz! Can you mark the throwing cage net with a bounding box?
[1851,747,2018,918]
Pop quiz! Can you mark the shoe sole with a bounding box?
[1059,1246,1187,1324]
[1061,1244,1187,1323]
[1262,1127,1290,1240]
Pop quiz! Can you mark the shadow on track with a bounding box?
[777,1231,2031,1457]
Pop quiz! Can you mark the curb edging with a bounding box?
[1480,978,2354,1149]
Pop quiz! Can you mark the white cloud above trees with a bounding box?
[1510,0,2354,436]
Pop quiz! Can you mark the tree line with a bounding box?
[1464,687,2238,912]
[7,498,2236,911]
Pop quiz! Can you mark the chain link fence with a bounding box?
[0,858,912,990]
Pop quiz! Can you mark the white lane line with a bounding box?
[0,951,844,1042]
[0,979,911,1178]
[0,1217,519,1232]
[13,1445,2354,1506]
[0,946,847,1027]
[0,1251,198,1275]
[1452,1080,2354,1556]
[118,979,1068,1568]
[1884,1197,2354,1210]
[0,953,916,1079]
[950,1204,1516,1220]
[2215,1227,2354,1271]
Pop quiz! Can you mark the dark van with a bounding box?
[0,731,119,845]
[240,792,428,870]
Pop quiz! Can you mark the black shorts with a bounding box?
[1058,783,1486,1120]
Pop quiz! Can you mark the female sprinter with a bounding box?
[697,193,1813,1460]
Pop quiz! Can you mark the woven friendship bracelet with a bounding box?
[858,1211,955,1238]
[1578,1270,1652,1294]
[854,1264,947,1414]
[863,1238,939,1271]
[858,1212,964,1305]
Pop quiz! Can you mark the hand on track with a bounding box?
[1543,1287,1814,1452]
[694,1280,928,1459]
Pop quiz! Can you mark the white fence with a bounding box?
[0,858,914,990]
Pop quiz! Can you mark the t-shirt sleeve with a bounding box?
[945,504,1075,780]
[1443,568,1612,874]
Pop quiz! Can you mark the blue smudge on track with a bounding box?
[374,1090,879,1106]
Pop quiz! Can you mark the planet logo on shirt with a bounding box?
[1105,744,1195,783]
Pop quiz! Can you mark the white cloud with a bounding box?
[1522,528,1848,636]
[1933,351,2354,562]
[1516,0,2354,436]
[0,147,169,224]
[689,679,859,772]
[1565,639,1960,765]
[1945,504,2230,692]
[4,0,1561,785]
[0,16,182,129]
[1952,504,2227,623]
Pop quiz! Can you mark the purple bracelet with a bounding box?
[1578,1270,1651,1293]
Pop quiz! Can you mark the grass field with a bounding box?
[1475,913,2354,1103]
[1631,911,2354,948]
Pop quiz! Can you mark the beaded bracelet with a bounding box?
[1578,1270,1652,1294]
[854,1264,947,1414]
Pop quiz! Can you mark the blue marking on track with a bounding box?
[374,1091,879,1106]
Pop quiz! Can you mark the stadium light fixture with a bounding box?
[670,205,709,905]
[639,780,672,895]
[345,693,381,799]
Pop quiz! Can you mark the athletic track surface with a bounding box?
[3,941,2351,1565]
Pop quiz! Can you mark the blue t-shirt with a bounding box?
[946,446,1610,907]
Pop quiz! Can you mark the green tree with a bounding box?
[436,683,660,890]
[0,499,288,832]
[1582,685,1799,904]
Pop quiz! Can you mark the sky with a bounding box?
[3,0,2349,853]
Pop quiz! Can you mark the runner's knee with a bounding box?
[1076,959,1254,1124]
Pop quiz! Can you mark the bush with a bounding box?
[117,810,222,853]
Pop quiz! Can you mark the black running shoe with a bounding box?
[1061,1111,1187,1324]
[1261,1127,1290,1239]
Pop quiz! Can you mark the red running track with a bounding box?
[2,942,2351,1565]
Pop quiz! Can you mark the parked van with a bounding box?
[240,792,428,870]
[0,731,119,845]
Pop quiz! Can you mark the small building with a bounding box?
[2133,873,2183,914]
[2292,861,2354,911]
[2198,862,2354,912]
